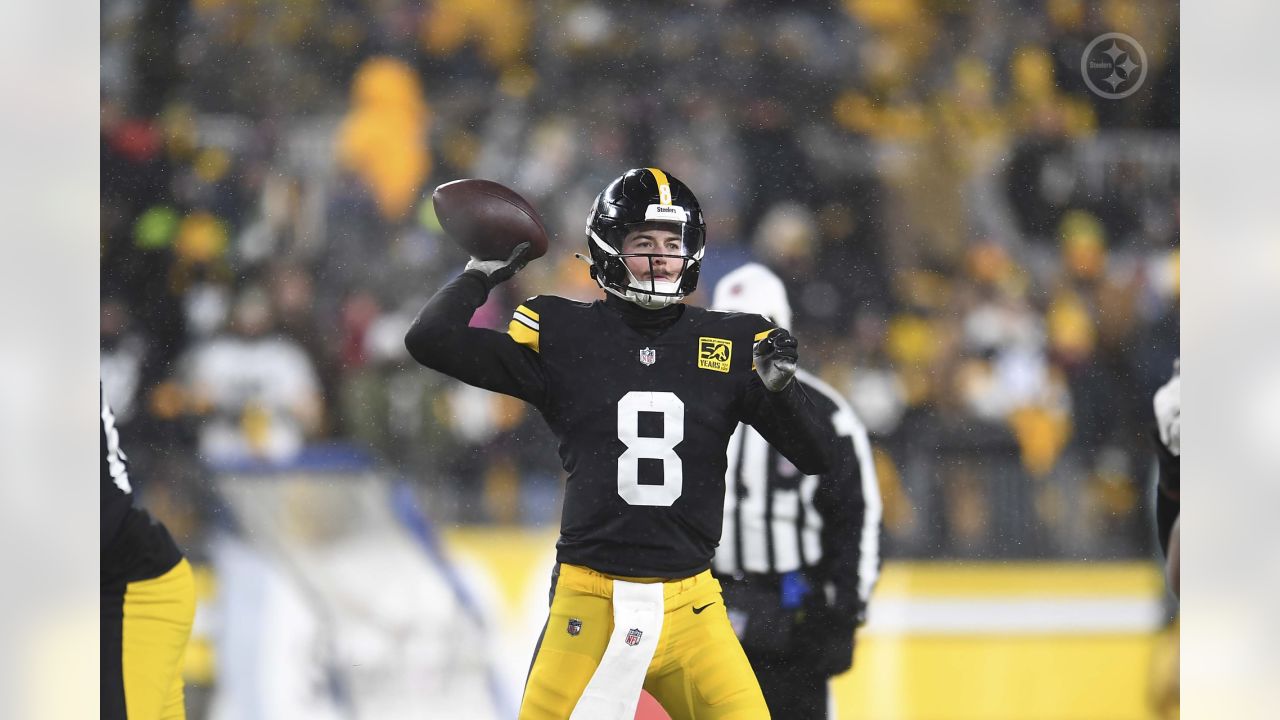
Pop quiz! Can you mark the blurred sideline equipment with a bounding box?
[102,384,196,720]
[433,178,549,261]
[1152,361,1180,598]
[208,460,509,719]
[711,263,883,719]
[405,167,833,718]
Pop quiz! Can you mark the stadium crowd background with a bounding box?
[100,0,1178,586]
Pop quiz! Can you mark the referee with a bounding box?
[102,384,195,719]
[711,264,883,720]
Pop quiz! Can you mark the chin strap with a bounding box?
[626,290,679,310]
[580,252,685,308]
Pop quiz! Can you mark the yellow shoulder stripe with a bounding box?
[508,320,539,352]
[515,304,539,322]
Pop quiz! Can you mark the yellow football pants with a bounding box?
[104,559,196,720]
[520,563,769,719]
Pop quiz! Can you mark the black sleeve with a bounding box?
[1154,429,1180,497]
[740,377,832,476]
[796,424,871,678]
[404,271,549,407]
[1155,487,1179,557]
[1153,428,1180,556]
[813,431,869,620]
[101,384,183,583]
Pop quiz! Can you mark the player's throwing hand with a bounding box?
[754,328,799,392]
[465,241,532,287]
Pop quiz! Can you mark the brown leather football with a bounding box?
[432,179,549,261]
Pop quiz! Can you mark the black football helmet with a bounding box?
[585,168,706,309]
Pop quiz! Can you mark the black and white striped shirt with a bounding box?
[715,369,882,611]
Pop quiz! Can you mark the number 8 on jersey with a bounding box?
[617,391,684,506]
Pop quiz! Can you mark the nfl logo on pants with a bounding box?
[625,628,643,646]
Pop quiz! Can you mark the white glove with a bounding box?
[464,242,532,286]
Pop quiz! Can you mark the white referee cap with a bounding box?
[711,262,792,330]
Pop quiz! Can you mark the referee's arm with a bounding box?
[801,404,882,677]
[815,430,871,620]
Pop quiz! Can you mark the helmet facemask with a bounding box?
[588,219,705,309]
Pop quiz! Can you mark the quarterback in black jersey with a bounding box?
[406,168,831,719]
[101,384,195,720]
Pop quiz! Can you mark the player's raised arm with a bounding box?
[404,180,551,406]
[741,327,832,475]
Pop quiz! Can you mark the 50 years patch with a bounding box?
[697,337,732,373]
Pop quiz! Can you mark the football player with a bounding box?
[405,168,832,719]
[711,263,882,720]
[101,384,196,719]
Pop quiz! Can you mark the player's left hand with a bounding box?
[754,328,798,392]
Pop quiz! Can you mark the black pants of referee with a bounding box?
[721,575,834,720]
[745,650,830,720]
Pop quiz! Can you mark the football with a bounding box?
[432,179,550,261]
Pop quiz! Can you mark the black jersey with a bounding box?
[101,385,182,585]
[406,272,831,577]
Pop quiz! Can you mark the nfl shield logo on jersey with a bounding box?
[567,618,582,636]
[625,628,643,646]
[639,347,656,366]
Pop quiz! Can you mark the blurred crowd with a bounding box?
[101,0,1179,561]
